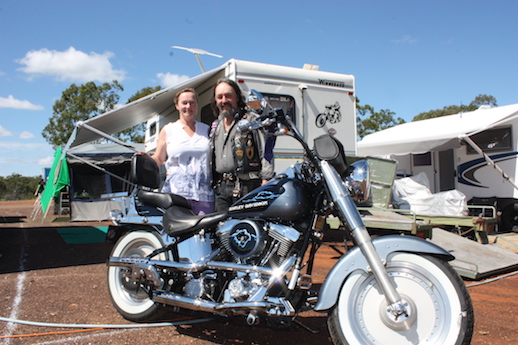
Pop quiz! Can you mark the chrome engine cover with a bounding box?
[217,219,267,260]
[216,219,301,264]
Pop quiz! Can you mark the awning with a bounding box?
[66,142,145,164]
[66,63,226,148]
[358,103,518,157]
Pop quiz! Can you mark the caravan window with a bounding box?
[262,94,296,125]
[148,121,158,137]
[413,152,432,166]
[467,126,513,154]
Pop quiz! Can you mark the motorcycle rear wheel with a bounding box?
[107,230,170,322]
[327,253,474,345]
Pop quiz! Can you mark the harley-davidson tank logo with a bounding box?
[228,190,281,212]
[228,200,269,212]
[244,190,281,201]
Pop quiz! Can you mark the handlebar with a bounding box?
[237,108,285,134]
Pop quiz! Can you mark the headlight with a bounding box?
[343,160,370,204]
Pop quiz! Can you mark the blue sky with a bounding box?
[1,0,516,177]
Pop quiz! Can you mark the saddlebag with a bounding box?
[313,134,347,176]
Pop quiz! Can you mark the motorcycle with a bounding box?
[106,90,474,345]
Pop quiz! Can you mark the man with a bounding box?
[209,78,275,212]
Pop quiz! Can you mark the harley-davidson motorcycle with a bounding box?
[106,91,474,344]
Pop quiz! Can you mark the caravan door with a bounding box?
[439,149,455,191]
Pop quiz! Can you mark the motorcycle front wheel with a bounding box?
[107,230,170,322]
[327,253,474,345]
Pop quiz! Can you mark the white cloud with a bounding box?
[0,125,13,137]
[0,141,50,152]
[0,141,54,176]
[19,131,35,139]
[157,72,190,88]
[16,47,126,82]
[0,95,44,110]
[37,155,55,166]
[392,35,418,44]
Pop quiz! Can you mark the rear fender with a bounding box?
[106,224,164,244]
[314,235,453,312]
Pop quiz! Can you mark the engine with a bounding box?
[216,219,301,266]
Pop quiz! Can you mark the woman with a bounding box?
[149,87,214,215]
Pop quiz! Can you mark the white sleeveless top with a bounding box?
[161,120,214,202]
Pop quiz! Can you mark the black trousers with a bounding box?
[214,179,261,212]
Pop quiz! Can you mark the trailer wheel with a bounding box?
[501,203,518,232]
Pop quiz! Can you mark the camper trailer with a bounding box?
[358,103,518,231]
[143,59,357,172]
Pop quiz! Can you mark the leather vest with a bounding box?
[209,113,261,184]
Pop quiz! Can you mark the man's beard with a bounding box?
[219,106,237,119]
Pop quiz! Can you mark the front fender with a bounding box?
[314,235,453,312]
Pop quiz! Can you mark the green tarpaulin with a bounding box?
[40,147,70,213]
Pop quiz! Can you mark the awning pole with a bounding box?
[460,135,518,192]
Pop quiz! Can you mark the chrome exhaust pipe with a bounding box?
[153,291,218,313]
[152,291,288,316]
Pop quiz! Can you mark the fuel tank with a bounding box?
[228,176,313,220]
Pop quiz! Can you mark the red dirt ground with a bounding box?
[1,200,517,344]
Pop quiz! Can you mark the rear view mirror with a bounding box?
[246,90,266,114]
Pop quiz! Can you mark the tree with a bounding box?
[42,81,124,148]
[470,94,497,108]
[356,97,405,139]
[0,174,40,200]
[0,178,6,199]
[412,94,497,122]
[115,86,162,143]
[126,86,162,104]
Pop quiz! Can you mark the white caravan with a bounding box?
[358,103,518,231]
[143,59,357,172]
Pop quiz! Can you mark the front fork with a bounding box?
[320,161,408,319]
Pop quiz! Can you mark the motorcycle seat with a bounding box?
[137,189,228,236]
[137,189,192,210]
[163,208,228,236]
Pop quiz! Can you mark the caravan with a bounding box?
[143,59,356,172]
[358,103,518,231]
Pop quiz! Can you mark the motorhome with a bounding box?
[143,59,357,172]
[358,103,518,231]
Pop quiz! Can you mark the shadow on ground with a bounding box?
[173,313,331,345]
[0,216,27,223]
[0,226,113,274]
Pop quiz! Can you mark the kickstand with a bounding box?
[293,318,320,334]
